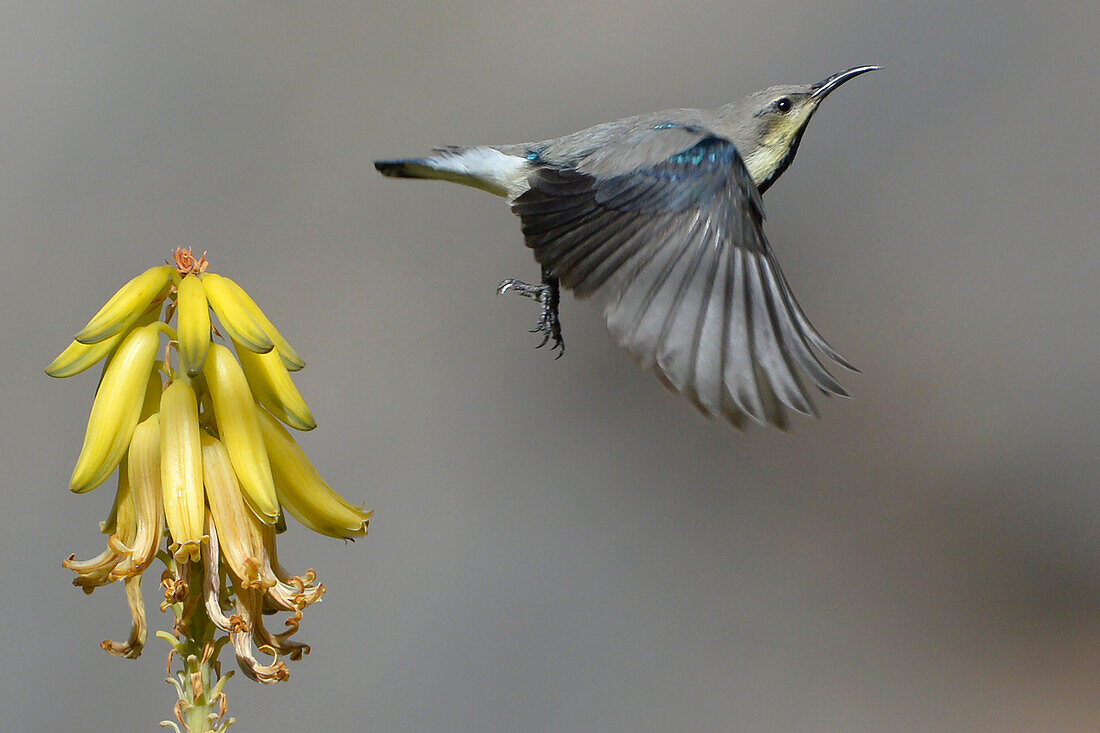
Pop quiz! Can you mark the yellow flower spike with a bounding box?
[175,273,211,378]
[160,380,206,563]
[203,343,279,524]
[200,272,275,355]
[201,432,269,589]
[75,265,174,344]
[70,322,167,494]
[257,407,371,539]
[55,251,371,728]
[112,414,164,579]
[235,340,316,431]
[210,273,305,371]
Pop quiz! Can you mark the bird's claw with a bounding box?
[532,302,564,357]
[497,278,539,299]
[497,276,565,358]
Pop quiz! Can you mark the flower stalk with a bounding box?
[157,555,235,733]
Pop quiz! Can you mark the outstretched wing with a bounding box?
[512,131,853,428]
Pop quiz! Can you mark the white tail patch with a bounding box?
[425,147,531,198]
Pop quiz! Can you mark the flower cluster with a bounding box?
[51,249,371,729]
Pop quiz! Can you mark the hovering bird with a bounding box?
[375,66,878,429]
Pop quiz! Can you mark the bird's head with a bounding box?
[727,65,879,192]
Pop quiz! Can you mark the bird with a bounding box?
[375,66,879,429]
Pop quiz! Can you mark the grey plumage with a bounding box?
[376,66,878,428]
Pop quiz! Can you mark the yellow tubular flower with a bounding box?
[75,265,174,344]
[47,300,165,379]
[70,322,166,494]
[203,343,279,523]
[99,450,133,535]
[109,413,162,581]
[48,330,127,379]
[235,340,316,431]
[200,272,275,355]
[175,273,211,378]
[257,407,371,539]
[201,432,269,589]
[160,380,205,562]
[112,414,164,579]
[113,462,136,545]
[64,460,136,591]
[64,417,161,592]
[214,273,305,371]
[138,367,163,421]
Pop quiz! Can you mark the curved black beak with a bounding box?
[810,65,880,100]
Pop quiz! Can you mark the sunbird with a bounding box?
[376,66,879,429]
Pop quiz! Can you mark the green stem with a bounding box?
[156,555,235,733]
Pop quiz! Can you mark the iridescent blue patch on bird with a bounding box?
[525,150,540,161]
[668,138,735,167]
[653,122,678,130]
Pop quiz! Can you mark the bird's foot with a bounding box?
[497,277,565,357]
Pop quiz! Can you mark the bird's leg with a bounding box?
[497,265,564,357]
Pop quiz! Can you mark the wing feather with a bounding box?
[747,252,812,416]
[567,214,652,296]
[690,223,730,417]
[723,248,766,422]
[610,215,702,370]
[655,216,719,396]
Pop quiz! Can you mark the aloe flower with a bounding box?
[53,249,372,731]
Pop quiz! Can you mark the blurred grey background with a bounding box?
[2,1,1099,731]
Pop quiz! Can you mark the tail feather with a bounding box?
[374,147,530,198]
[374,159,440,180]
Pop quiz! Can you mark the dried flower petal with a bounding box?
[101,575,148,659]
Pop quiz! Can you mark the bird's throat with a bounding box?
[745,127,807,194]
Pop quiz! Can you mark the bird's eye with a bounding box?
[775,97,792,113]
